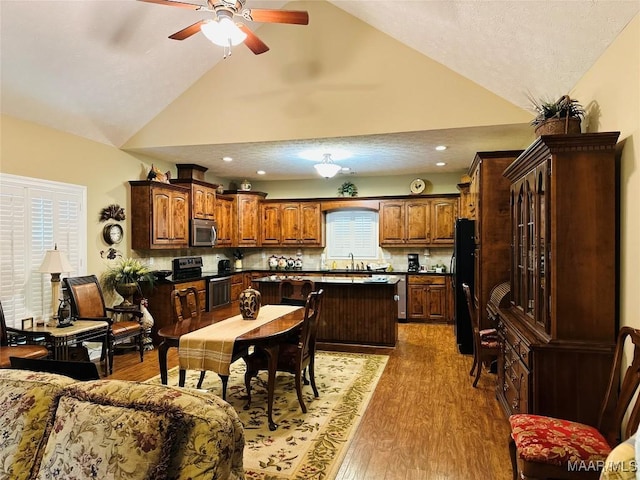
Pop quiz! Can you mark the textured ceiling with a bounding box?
[1,0,638,180]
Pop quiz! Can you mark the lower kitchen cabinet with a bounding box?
[230,273,244,302]
[407,275,451,322]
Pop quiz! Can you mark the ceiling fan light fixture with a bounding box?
[201,17,246,46]
[314,153,342,178]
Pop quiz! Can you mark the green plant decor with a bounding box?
[528,94,585,127]
[338,181,358,197]
[101,257,154,295]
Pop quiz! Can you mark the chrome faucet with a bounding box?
[349,252,355,271]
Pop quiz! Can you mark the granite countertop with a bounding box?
[253,274,402,285]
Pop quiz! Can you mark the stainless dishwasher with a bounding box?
[207,276,231,311]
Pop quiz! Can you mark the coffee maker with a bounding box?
[408,253,420,272]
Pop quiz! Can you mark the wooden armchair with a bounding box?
[244,289,324,414]
[174,287,247,399]
[0,300,49,368]
[509,326,640,480]
[63,275,144,375]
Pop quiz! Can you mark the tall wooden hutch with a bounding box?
[468,151,522,331]
[495,132,620,426]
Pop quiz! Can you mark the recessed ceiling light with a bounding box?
[257,170,266,175]
[436,162,446,167]
[222,156,233,162]
[435,145,447,151]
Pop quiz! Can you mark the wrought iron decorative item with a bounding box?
[99,204,126,222]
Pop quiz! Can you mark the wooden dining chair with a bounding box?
[279,279,315,306]
[509,326,640,480]
[462,283,499,387]
[174,287,247,398]
[0,300,50,368]
[244,289,324,413]
[64,275,144,375]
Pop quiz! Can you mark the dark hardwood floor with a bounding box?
[108,322,513,479]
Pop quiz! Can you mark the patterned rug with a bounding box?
[146,351,388,480]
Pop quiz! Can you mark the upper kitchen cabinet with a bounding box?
[281,202,323,246]
[215,194,234,247]
[379,196,458,246]
[260,201,324,247]
[234,191,266,247]
[260,202,281,245]
[129,181,189,249]
[171,164,217,220]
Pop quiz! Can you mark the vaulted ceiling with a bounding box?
[1,0,638,180]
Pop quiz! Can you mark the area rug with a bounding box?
[146,351,388,480]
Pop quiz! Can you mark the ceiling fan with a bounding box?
[139,0,309,55]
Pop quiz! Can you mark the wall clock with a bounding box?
[103,223,123,245]
[410,178,426,194]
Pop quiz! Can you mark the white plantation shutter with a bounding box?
[0,174,86,328]
[326,210,378,259]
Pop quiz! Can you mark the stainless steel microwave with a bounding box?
[190,219,218,247]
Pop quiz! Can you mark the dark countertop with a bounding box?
[153,268,451,284]
[253,274,402,285]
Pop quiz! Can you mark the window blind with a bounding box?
[0,174,86,327]
[326,210,378,259]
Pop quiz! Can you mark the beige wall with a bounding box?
[125,0,530,149]
[0,114,174,275]
[573,13,640,330]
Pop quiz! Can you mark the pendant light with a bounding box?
[314,153,342,178]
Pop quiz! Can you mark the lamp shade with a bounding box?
[314,153,342,178]
[201,17,247,46]
[39,245,73,274]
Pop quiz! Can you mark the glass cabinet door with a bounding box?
[526,175,535,320]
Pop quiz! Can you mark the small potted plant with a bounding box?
[338,181,358,197]
[528,94,585,136]
[101,257,154,307]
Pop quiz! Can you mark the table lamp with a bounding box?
[39,244,73,326]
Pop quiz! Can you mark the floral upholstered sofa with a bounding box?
[0,369,245,480]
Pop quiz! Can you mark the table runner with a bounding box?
[178,305,301,375]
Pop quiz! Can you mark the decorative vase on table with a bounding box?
[115,282,139,307]
[239,288,261,320]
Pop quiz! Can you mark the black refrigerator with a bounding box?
[451,218,475,354]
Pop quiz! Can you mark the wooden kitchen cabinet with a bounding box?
[235,192,265,247]
[379,196,458,246]
[260,202,281,245]
[129,181,189,250]
[281,202,323,245]
[496,132,620,426]
[260,201,323,247]
[230,273,244,301]
[214,195,234,246]
[170,179,216,220]
[407,275,450,322]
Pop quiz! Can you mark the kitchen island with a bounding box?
[253,275,400,349]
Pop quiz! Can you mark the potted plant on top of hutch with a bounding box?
[528,94,585,136]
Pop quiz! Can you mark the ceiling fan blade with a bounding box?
[237,24,269,55]
[138,0,202,10]
[169,20,206,40]
[243,9,309,25]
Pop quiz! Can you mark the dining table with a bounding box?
[157,302,304,430]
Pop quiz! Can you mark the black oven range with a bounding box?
[172,256,203,281]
